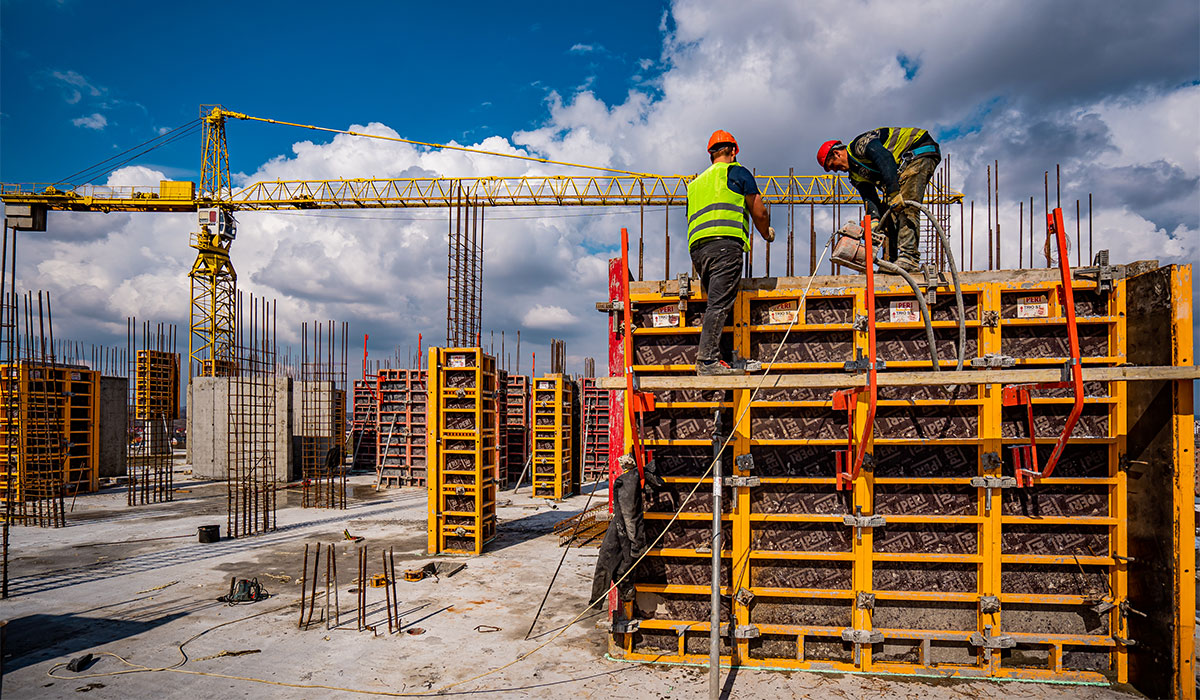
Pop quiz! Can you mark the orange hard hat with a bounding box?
[707,129,738,155]
[817,140,843,171]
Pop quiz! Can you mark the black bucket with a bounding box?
[198,525,220,543]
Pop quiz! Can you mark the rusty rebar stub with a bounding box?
[979,595,1001,614]
[856,592,875,610]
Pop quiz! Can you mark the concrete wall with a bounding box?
[188,376,295,482]
[97,376,128,478]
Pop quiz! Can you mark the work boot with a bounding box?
[696,360,743,376]
[894,256,921,273]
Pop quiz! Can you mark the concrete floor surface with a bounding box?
[1,473,1144,699]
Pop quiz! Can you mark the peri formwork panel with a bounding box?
[606,264,1194,696]
[504,374,530,484]
[376,369,427,487]
[350,379,378,470]
[532,374,577,500]
[427,348,497,555]
[0,363,99,513]
[581,378,611,486]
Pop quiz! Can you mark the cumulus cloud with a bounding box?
[12,0,1199,379]
[522,305,579,329]
[71,113,107,130]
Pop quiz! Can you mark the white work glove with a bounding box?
[764,226,776,243]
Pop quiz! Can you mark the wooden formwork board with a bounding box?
[427,348,497,555]
[533,374,578,500]
[376,368,427,486]
[606,264,1195,696]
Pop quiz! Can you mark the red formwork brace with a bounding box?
[619,226,654,486]
[1002,207,1085,486]
[832,214,879,490]
[606,257,626,508]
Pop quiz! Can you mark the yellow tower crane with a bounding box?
[0,105,965,379]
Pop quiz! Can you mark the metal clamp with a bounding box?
[969,626,1015,649]
[595,300,624,313]
[735,588,754,606]
[1113,635,1137,647]
[841,628,883,666]
[843,507,885,543]
[979,595,1001,614]
[612,619,640,634]
[726,476,760,488]
[982,310,1000,328]
[735,454,755,472]
[970,353,1015,368]
[677,273,692,300]
[733,625,760,640]
[970,475,1016,511]
[852,315,869,332]
[856,592,875,610]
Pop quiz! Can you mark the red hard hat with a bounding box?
[707,129,738,155]
[817,140,843,171]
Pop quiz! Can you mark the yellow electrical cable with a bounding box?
[45,246,832,697]
[219,110,666,179]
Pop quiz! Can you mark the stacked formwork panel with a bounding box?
[532,374,577,500]
[0,364,98,516]
[496,369,508,485]
[376,369,427,486]
[350,379,377,470]
[427,348,497,555]
[609,264,1196,693]
[504,375,530,484]
[580,377,611,485]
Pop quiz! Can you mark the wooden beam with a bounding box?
[595,365,1199,391]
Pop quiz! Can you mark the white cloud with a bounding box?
[569,43,595,53]
[522,305,579,329]
[71,113,107,130]
[12,0,1198,379]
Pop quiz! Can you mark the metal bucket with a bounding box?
[198,525,220,543]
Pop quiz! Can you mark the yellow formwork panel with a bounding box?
[426,348,497,556]
[610,267,1189,690]
[0,363,99,504]
[532,374,576,500]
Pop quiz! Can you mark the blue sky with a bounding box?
[0,0,1197,387]
[0,1,670,183]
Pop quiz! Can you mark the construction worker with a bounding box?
[687,129,774,376]
[817,128,941,272]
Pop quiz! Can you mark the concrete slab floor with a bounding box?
[1,473,1143,699]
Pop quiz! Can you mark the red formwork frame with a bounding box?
[376,368,428,486]
[581,377,611,484]
[504,374,531,484]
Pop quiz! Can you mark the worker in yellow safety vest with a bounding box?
[687,130,775,376]
[818,128,941,272]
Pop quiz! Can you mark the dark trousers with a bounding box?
[689,237,743,363]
